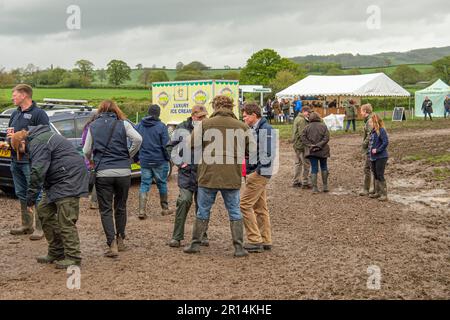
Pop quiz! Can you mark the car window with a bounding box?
[75,117,90,138]
[0,117,9,135]
[52,119,76,139]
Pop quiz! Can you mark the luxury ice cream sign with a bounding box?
[192,89,208,105]
[157,91,170,107]
[152,80,239,125]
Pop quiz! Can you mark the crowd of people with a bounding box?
[290,102,390,200]
[1,84,280,268]
[0,83,399,270]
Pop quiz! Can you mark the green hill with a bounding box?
[91,68,241,86]
[290,46,450,68]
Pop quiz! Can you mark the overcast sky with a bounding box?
[0,0,449,70]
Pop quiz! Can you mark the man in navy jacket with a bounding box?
[136,104,173,218]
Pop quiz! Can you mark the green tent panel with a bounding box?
[415,79,450,117]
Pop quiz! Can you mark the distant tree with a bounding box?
[150,70,169,83]
[326,68,345,75]
[74,59,95,84]
[222,71,240,80]
[431,55,450,84]
[106,60,131,86]
[136,63,143,70]
[139,69,169,85]
[97,69,107,83]
[24,63,38,75]
[224,65,231,70]
[269,70,305,96]
[174,70,208,81]
[420,68,438,83]
[61,72,89,88]
[391,65,420,85]
[182,61,209,71]
[139,69,152,86]
[0,68,15,86]
[10,68,24,83]
[176,62,184,70]
[152,64,157,69]
[346,68,362,75]
[240,49,304,85]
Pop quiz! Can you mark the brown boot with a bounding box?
[117,235,127,252]
[104,240,119,258]
[160,194,174,216]
[10,202,34,235]
[30,207,44,241]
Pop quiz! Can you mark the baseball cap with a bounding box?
[191,105,208,117]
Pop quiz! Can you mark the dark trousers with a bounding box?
[371,158,388,182]
[172,188,198,241]
[96,176,131,246]
[346,119,356,131]
[423,112,432,120]
[38,193,81,261]
[309,157,328,174]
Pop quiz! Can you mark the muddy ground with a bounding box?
[0,123,449,300]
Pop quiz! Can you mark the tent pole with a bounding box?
[409,96,412,120]
[384,96,386,120]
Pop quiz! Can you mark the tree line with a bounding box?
[0,51,448,90]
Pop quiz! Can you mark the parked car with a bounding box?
[0,99,143,195]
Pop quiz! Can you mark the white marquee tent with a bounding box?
[276,73,410,98]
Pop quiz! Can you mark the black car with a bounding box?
[0,100,168,195]
[0,106,98,195]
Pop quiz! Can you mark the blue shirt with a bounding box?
[8,101,49,163]
[294,100,302,112]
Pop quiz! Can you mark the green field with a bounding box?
[0,88,151,105]
[354,64,434,75]
[91,68,241,86]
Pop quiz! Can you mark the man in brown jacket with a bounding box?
[184,95,252,257]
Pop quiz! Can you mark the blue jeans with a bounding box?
[444,109,450,118]
[309,157,328,174]
[10,161,30,201]
[140,162,169,194]
[346,119,356,131]
[197,187,242,221]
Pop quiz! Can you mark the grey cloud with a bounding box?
[0,0,448,69]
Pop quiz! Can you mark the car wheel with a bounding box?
[0,187,16,197]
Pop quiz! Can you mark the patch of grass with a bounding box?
[403,153,450,164]
[274,117,450,141]
[433,168,450,181]
[403,154,425,161]
[427,154,450,164]
[0,88,151,104]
